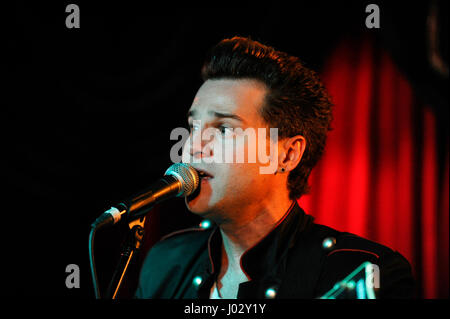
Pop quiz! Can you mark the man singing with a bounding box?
[135,37,414,299]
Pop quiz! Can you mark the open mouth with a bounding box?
[196,169,214,181]
[186,168,213,202]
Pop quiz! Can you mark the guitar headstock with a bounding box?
[319,261,379,299]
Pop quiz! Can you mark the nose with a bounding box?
[186,127,214,160]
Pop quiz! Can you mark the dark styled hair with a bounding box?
[201,36,333,199]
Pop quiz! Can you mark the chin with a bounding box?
[185,176,216,215]
[185,197,214,217]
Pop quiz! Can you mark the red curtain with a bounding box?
[299,36,449,298]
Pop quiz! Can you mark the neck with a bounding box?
[218,195,294,267]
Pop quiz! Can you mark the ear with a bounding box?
[278,135,306,172]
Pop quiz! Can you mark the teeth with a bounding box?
[197,170,212,179]
[198,171,206,177]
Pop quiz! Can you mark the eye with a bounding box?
[189,123,200,132]
[218,124,232,136]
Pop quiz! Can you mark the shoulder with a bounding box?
[307,223,398,260]
[144,220,214,261]
[135,221,214,298]
[308,223,412,271]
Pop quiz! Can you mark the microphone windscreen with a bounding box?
[165,163,199,196]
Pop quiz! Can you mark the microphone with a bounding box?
[91,163,199,229]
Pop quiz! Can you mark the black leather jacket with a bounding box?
[135,201,414,299]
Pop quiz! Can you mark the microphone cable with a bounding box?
[89,226,101,299]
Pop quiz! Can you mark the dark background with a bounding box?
[1,1,447,298]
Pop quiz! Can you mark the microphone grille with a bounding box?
[165,163,199,196]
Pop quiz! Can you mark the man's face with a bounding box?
[182,79,279,220]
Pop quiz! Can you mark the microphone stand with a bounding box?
[105,216,146,299]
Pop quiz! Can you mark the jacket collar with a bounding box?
[206,200,315,281]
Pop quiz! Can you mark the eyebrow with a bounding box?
[187,110,246,123]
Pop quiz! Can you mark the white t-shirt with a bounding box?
[210,281,223,299]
